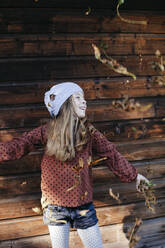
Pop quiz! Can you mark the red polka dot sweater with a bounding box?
[0,124,137,207]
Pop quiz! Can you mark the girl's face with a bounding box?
[72,91,87,118]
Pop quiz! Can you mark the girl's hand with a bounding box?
[136,173,150,192]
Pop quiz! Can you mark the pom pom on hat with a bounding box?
[44,82,83,117]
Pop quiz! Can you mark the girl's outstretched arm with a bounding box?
[90,125,137,183]
[0,125,47,162]
[90,125,149,187]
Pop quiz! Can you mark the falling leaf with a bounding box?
[138,180,157,213]
[112,96,152,113]
[79,157,84,168]
[155,50,161,57]
[91,157,107,166]
[21,181,27,186]
[117,0,147,25]
[85,7,91,15]
[109,188,121,204]
[152,76,165,86]
[92,44,136,79]
[92,44,101,60]
[87,156,92,166]
[32,207,43,215]
[138,104,152,112]
[151,51,165,86]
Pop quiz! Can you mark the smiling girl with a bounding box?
[0,82,148,248]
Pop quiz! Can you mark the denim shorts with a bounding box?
[43,202,98,229]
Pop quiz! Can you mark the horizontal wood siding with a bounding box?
[0,1,165,247]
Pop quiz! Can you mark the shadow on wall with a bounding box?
[122,204,165,248]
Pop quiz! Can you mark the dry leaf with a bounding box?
[155,50,161,57]
[92,44,101,60]
[138,180,157,213]
[32,207,43,215]
[153,76,165,86]
[138,104,152,112]
[92,44,136,80]
[85,7,91,15]
[21,181,27,186]
[151,51,165,86]
[109,188,121,204]
[91,157,107,166]
[117,0,147,25]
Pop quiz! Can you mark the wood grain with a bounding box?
[0,77,165,105]
[0,55,160,83]
[0,34,165,57]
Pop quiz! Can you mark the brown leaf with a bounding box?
[92,44,136,79]
[109,188,121,204]
[92,44,101,60]
[32,207,43,215]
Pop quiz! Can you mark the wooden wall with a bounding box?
[0,0,165,247]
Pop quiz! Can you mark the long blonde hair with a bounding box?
[46,96,88,161]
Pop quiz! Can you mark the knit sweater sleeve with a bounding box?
[0,125,47,162]
[90,125,137,182]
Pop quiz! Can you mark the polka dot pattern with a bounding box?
[0,123,137,207]
[91,126,137,183]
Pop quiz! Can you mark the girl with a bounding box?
[0,82,148,248]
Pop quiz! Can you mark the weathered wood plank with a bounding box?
[0,98,156,128]
[0,172,41,196]
[0,193,41,220]
[95,118,165,142]
[0,106,48,129]
[1,118,165,144]
[93,158,165,183]
[0,190,164,223]
[0,9,165,34]
[94,177,165,207]
[117,138,165,161]
[0,34,165,57]
[156,98,165,118]
[0,169,164,204]
[0,55,159,82]
[0,223,123,246]
[0,80,97,104]
[1,137,165,175]
[88,99,155,122]
[0,216,47,241]
[0,216,164,248]
[0,151,42,175]
[0,204,164,242]
[1,133,165,172]
[1,77,165,105]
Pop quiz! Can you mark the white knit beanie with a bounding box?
[44,82,83,117]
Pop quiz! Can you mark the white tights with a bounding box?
[48,223,103,248]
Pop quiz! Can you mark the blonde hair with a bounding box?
[46,97,88,161]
